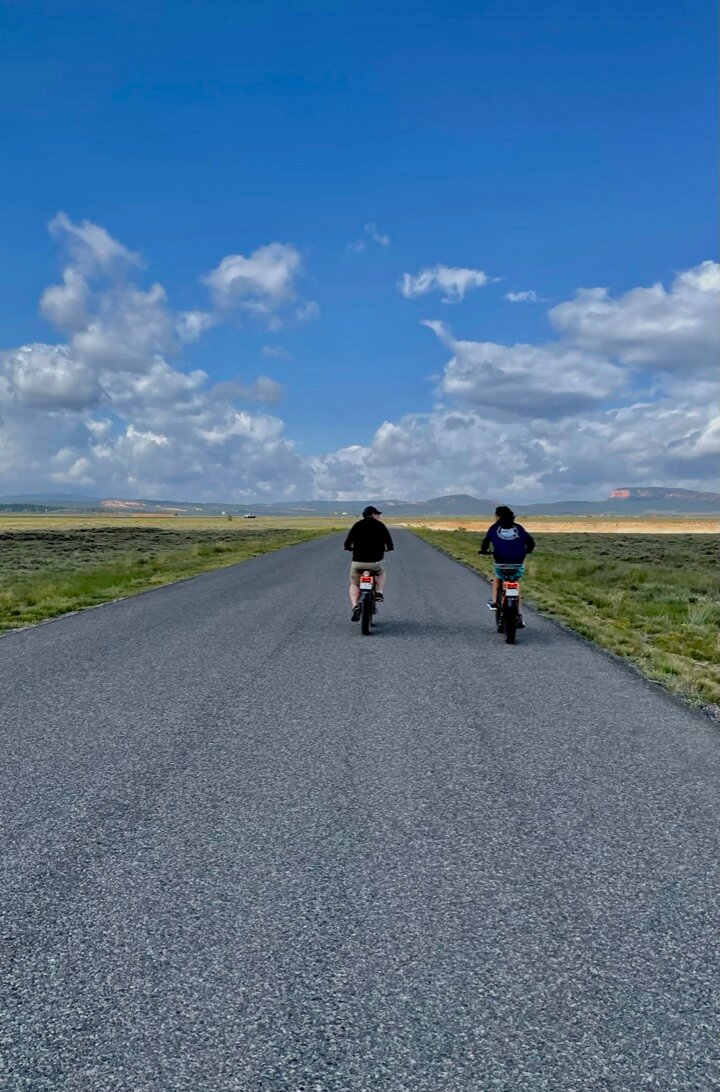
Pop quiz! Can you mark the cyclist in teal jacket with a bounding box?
[480,505,535,627]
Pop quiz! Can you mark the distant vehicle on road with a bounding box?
[243,513,257,519]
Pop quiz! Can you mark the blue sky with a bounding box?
[1,0,717,501]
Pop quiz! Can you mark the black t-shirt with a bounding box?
[344,518,394,562]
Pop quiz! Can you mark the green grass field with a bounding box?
[413,528,720,711]
[0,520,333,632]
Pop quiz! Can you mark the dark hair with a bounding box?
[495,505,515,528]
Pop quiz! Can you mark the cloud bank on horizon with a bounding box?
[1,214,718,503]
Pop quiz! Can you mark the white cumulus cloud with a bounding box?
[2,344,103,410]
[399,265,490,303]
[295,300,321,323]
[505,290,541,303]
[176,310,216,343]
[364,222,390,247]
[212,376,284,404]
[0,214,310,501]
[40,267,90,331]
[49,211,140,274]
[203,243,301,312]
[549,261,720,374]
[424,320,626,419]
[348,222,391,253]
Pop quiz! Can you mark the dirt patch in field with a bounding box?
[400,518,720,534]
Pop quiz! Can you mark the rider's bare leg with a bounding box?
[350,583,360,606]
[375,571,385,594]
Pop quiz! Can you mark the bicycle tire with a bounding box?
[504,598,517,644]
[361,593,373,635]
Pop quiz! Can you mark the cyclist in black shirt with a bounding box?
[344,506,394,621]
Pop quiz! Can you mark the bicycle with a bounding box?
[494,563,522,644]
[358,569,377,635]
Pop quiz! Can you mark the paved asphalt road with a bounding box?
[1,530,718,1091]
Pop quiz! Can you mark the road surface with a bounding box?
[1,530,718,1090]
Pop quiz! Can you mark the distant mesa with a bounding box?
[518,486,720,516]
[609,487,720,503]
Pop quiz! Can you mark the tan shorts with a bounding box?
[350,561,384,586]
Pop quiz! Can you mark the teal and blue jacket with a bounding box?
[479,522,535,564]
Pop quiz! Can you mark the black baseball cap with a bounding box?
[363,505,382,517]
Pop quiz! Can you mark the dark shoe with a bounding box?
[375,592,384,602]
[517,615,526,629]
[486,600,497,611]
[351,604,362,622]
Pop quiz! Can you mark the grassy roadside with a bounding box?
[0,523,334,633]
[413,528,720,711]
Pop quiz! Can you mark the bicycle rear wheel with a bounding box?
[504,598,518,644]
[496,593,504,633]
[361,592,373,635]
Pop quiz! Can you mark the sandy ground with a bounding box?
[0,514,717,535]
[0,515,338,532]
[398,518,720,534]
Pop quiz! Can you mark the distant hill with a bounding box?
[519,488,720,516]
[421,494,496,515]
[0,492,105,506]
[0,493,499,517]
[0,488,718,516]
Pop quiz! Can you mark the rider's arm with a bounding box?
[479,533,491,555]
[343,531,354,551]
[524,530,536,554]
[385,528,394,551]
